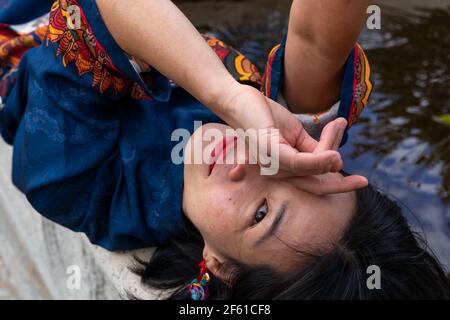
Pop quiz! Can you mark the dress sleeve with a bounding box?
[1,0,175,145]
[1,0,181,251]
[44,0,172,103]
[261,37,374,144]
[0,0,267,251]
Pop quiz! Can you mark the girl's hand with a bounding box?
[216,83,368,194]
[266,96,369,193]
[217,84,343,177]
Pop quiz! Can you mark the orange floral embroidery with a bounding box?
[260,44,281,98]
[128,56,154,100]
[130,35,263,100]
[130,82,149,100]
[203,35,262,85]
[0,25,47,77]
[46,0,127,95]
[349,44,373,127]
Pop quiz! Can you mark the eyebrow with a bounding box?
[253,201,288,248]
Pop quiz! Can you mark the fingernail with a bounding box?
[338,118,347,130]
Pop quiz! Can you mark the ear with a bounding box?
[202,245,232,284]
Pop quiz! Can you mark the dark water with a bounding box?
[176,0,450,268]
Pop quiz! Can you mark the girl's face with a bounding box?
[183,123,357,274]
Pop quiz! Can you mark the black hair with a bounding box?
[134,184,450,299]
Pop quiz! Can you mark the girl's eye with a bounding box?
[254,200,268,225]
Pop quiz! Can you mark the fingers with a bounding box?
[262,97,350,177]
[282,117,348,175]
[265,96,318,152]
[314,118,348,153]
[311,118,347,172]
[332,118,348,151]
[287,174,369,195]
[278,145,342,176]
[293,125,319,153]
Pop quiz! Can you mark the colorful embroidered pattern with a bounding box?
[128,55,155,100]
[203,35,262,85]
[262,42,373,128]
[0,24,47,96]
[349,43,372,127]
[128,35,262,100]
[46,0,127,95]
[130,80,150,100]
[0,24,47,77]
[261,43,281,98]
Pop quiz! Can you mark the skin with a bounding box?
[96,0,368,181]
[95,0,370,278]
[183,123,357,279]
[284,0,371,114]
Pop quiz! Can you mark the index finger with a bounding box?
[286,174,369,195]
[277,144,342,176]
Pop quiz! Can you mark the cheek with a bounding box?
[204,190,234,223]
[196,188,238,237]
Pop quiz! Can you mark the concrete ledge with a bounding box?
[0,141,157,299]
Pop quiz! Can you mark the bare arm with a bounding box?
[94,0,369,188]
[283,0,370,114]
[96,0,238,121]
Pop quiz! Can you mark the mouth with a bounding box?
[208,136,238,176]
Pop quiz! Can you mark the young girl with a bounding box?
[0,0,449,299]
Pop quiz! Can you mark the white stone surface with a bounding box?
[0,140,157,300]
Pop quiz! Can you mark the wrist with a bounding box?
[206,79,243,122]
[211,83,276,131]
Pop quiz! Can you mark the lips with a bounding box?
[208,136,237,176]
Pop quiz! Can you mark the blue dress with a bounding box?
[0,0,373,251]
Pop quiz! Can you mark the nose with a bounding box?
[228,164,247,182]
[227,139,256,182]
